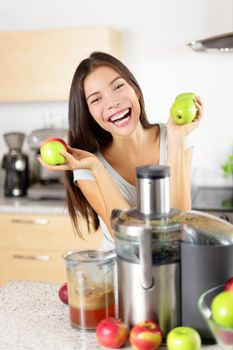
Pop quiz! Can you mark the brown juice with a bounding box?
[70,302,115,329]
[69,287,115,329]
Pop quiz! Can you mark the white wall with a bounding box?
[0,0,233,187]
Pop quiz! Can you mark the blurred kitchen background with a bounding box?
[0,0,233,190]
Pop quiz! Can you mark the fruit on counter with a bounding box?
[96,317,129,348]
[224,276,233,292]
[211,290,233,328]
[40,137,67,165]
[166,326,201,350]
[58,282,68,305]
[130,320,163,350]
[170,92,197,125]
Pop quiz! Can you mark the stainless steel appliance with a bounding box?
[111,165,233,343]
[2,132,29,197]
[27,127,67,200]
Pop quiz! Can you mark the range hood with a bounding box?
[188,32,233,52]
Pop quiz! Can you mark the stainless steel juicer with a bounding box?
[111,165,233,343]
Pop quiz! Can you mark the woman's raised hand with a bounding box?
[167,96,204,138]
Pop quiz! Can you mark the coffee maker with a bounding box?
[111,165,233,343]
[2,132,29,197]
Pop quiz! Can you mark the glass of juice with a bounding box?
[63,249,116,330]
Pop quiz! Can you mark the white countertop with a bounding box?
[0,281,218,350]
[0,191,67,215]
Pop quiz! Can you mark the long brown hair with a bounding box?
[65,51,151,237]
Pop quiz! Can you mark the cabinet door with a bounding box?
[0,27,121,102]
[0,213,103,285]
[0,214,102,251]
[0,249,67,286]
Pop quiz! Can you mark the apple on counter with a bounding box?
[166,326,201,350]
[130,320,163,350]
[40,137,68,165]
[96,317,129,349]
[58,282,68,305]
[170,92,197,125]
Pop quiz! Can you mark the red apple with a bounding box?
[40,137,67,165]
[96,317,129,348]
[58,282,68,305]
[130,320,163,350]
[42,137,67,148]
[224,277,233,292]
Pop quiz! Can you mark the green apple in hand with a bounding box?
[170,92,197,125]
[211,290,233,328]
[167,326,201,350]
[175,92,196,102]
[40,137,67,165]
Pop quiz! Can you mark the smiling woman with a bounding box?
[38,51,204,250]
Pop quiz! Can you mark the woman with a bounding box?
[39,51,204,250]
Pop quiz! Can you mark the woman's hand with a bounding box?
[38,146,100,172]
[167,96,204,142]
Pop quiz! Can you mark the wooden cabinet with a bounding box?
[0,27,121,102]
[0,213,102,286]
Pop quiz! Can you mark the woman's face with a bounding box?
[83,66,141,136]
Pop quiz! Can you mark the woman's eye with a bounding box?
[115,83,124,90]
[90,96,101,104]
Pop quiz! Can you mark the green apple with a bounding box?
[170,92,197,125]
[211,291,233,328]
[175,92,196,102]
[40,137,67,165]
[167,326,201,350]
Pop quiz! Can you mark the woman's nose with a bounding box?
[107,100,121,110]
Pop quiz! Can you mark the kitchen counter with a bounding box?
[0,281,218,350]
[0,191,67,215]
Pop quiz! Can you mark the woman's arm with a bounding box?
[39,149,130,235]
[77,159,130,235]
[167,138,193,210]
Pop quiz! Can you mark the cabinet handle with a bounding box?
[11,218,49,225]
[13,254,51,261]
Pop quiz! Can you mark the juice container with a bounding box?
[63,249,116,330]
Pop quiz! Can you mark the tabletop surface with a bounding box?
[0,280,219,350]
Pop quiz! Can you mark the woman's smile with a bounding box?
[107,108,131,127]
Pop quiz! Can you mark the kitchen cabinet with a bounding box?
[0,213,102,286]
[0,27,121,102]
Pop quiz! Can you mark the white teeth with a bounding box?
[114,116,130,126]
[109,109,129,122]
